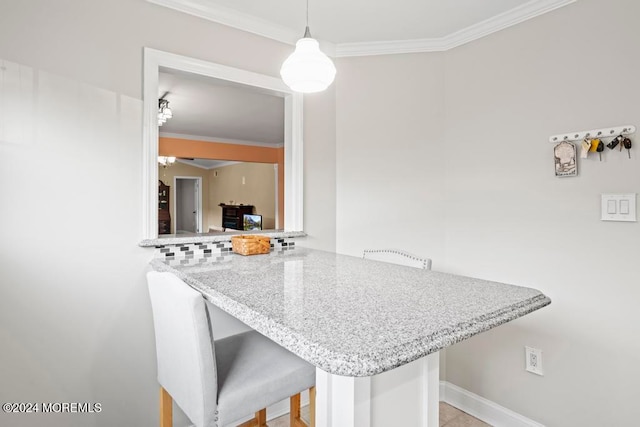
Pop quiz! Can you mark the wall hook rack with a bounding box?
[549,125,636,143]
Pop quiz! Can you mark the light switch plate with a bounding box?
[601,194,636,222]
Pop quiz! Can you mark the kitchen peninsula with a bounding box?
[150,247,551,426]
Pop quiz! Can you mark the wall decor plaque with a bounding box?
[554,141,577,177]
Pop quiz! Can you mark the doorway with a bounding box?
[174,176,202,234]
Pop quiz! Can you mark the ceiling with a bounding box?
[148,0,575,55]
[155,0,575,146]
[159,69,284,146]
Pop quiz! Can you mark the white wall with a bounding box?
[335,53,447,262]
[4,0,638,426]
[301,87,337,251]
[0,1,336,426]
[336,0,640,425]
[442,0,640,425]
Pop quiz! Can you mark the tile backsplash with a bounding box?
[153,237,296,264]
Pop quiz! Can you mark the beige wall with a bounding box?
[0,1,336,426]
[209,162,277,229]
[159,137,285,228]
[158,161,277,233]
[336,0,640,425]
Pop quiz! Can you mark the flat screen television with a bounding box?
[243,214,262,231]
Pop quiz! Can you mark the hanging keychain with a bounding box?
[607,135,621,150]
[596,139,604,161]
[580,138,592,158]
[623,136,632,158]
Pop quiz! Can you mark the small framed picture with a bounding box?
[243,214,263,231]
[554,141,577,177]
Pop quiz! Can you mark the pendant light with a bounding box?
[280,0,336,93]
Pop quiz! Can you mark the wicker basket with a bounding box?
[231,235,271,256]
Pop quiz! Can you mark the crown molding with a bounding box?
[147,0,336,55]
[159,132,284,148]
[148,0,575,58]
[148,0,298,45]
[176,158,240,169]
[335,38,447,57]
[438,0,576,51]
[335,0,576,57]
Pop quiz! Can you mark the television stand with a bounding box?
[220,204,254,230]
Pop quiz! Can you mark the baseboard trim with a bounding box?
[190,384,540,427]
[440,381,545,427]
[231,391,310,425]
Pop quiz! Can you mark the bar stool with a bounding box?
[363,249,432,270]
[147,271,315,427]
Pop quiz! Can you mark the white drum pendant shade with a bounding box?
[280,36,336,93]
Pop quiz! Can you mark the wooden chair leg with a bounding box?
[290,388,315,427]
[290,393,302,425]
[160,387,173,427]
[237,408,267,427]
[256,408,267,427]
[309,386,316,427]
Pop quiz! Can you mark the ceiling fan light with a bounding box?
[158,98,172,126]
[280,37,336,93]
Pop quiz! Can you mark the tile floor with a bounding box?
[267,402,491,427]
[439,402,491,427]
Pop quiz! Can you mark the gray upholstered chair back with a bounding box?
[363,249,432,270]
[147,271,217,427]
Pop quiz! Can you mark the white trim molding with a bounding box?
[175,159,240,170]
[336,38,447,57]
[438,0,576,51]
[148,0,575,57]
[336,0,576,56]
[440,381,546,427]
[147,0,300,46]
[198,381,542,427]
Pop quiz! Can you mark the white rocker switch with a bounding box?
[620,200,630,215]
[601,194,637,222]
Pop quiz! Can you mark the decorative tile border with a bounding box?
[140,229,306,247]
[153,237,297,262]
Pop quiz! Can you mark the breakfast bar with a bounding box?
[150,246,551,426]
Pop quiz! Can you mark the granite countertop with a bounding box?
[150,247,551,377]
[139,230,305,247]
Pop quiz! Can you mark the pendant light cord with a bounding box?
[303,0,311,38]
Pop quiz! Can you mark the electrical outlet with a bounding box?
[525,347,543,376]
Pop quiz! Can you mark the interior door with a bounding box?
[176,178,199,233]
